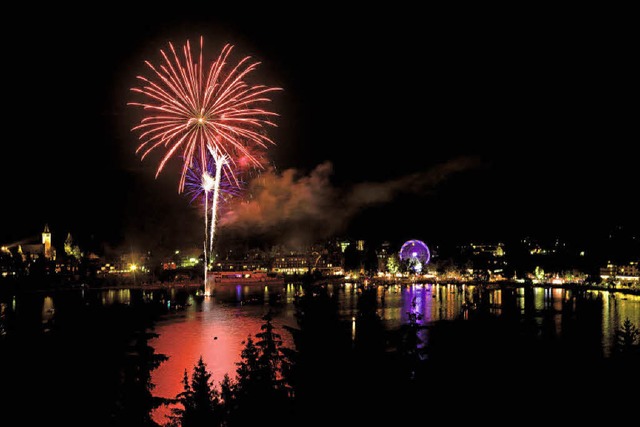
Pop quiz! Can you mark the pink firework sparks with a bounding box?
[129,37,280,191]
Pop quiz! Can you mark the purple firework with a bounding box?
[184,156,242,206]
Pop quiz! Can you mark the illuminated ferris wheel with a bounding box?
[399,240,431,274]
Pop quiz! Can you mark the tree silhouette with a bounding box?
[283,285,346,422]
[613,318,639,356]
[230,313,293,426]
[235,336,260,393]
[114,329,167,426]
[168,370,192,427]
[169,357,220,427]
[168,313,296,426]
[255,311,291,393]
[218,373,236,422]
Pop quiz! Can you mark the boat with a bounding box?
[212,271,284,286]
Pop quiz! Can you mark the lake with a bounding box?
[148,282,640,423]
[1,282,638,425]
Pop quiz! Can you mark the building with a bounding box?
[214,248,269,272]
[160,248,202,271]
[462,242,505,257]
[42,224,53,260]
[376,241,391,273]
[16,225,57,262]
[600,261,640,284]
[271,251,309,275]
[267,243,345,276]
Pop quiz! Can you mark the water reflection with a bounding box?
[150,293,297,423]
[41,296,55,327]
[600,290,640,352]
[101,289,131,305]
[145,283,639,423]
[1,284,638,353]
[0,303,7,336]
[0,282,638,423]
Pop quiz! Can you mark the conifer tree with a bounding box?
[169,357,220,427]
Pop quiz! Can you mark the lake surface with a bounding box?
[147,282,640,423]
[1,283,638,424]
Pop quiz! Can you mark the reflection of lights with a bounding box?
[351,316,356,341]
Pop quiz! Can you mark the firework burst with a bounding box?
[129,37,280,192]
[184,155,242,206]
[129,37,280,294]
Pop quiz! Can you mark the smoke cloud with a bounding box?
[219,157,480,245]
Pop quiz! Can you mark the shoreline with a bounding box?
[2,278,638,297]
[330,277,640,296]
[0,281,204,295]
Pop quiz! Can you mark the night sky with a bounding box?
[1,7,636,251]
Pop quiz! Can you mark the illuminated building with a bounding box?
[97,251,152,275]
[266,243,345,276]
[454,242,508,281]
[600,261,640,284]
[376,241,391,273]
[214,248,269,272]
[16,224,57,262]
[461,242,505,257]
[157,248,201,271]
[213,244,346,276]
[271,252,308,275]
[42,224,53,260]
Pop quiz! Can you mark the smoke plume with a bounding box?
[219,157,480,245]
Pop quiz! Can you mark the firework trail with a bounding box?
[184,153,242,289]
[129,37,279,294]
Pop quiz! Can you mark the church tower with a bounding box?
[42,224,52,260]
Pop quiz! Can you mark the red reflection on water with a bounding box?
[150,300,293,424]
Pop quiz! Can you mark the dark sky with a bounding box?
[1,6,636,251]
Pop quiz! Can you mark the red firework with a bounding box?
[129,37,279,191]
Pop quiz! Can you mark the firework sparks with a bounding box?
[184,154,241,206]
[130,37,279,295]
[184,152,242,294]
[129,37,280,192]
[184,150,236,251]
